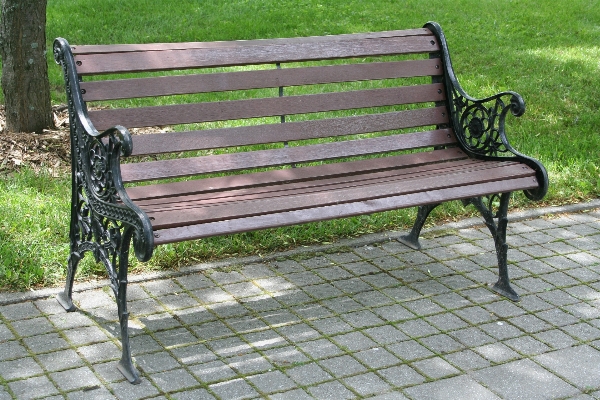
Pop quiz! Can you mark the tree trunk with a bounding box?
[0,0,53,134]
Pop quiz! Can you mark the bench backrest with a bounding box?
[69,28,457,184]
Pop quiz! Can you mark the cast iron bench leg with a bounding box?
[114,227,141,384]
[399,203,441,250]
[56,252,80,312]
[466,193,520,302]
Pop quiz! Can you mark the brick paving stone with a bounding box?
[353,347,400,369]
[8,375,59,400]
[372,304,415,322]
[412,357,460,379]
[386,340,434,362]
[37,349,84,372]
[443,349,491,371]
[332,331,376,352]
[276,323,320,343]
[51,366,102,391]
[409,280,451,296]
[473,359,579,399]
[263,346,310,366]
[518,294,554,312]
[536,307,580,327]
[504,336,551,356]
[344,372,392,396]
[377,364,425,387]
[403,375,501,400]
[535,345,600,391]
[0,340,28,361]
[484,300,526,319]
[420,334,464,354]
[562,322,600,341]
[247,370,297,394]
[318,355,367,377]
[534,329,580,349]
[78,341,120,363]
[298,338,345,360]
[226,353,272,375]
[0,324,13,342]
[449,327,495,347]
[425,312,469,330]
[11,317,55,338]
[0,357,43,380]
[402,299,444,316]
[353,290,395,307]
[454,306,495,324]
[170,388,217,400]
[307,380,355,399]
[508,314,552,333]
[285,363,332,386]
[474,342,520,363]
[340,309,384,328]
[363,325,409,345]
[431,292,473,309]
[0,302,41,321]
[309,316,353,336]
[332,277,373,295]
[23,332,69,354]
[151,368,200,392]
[396,318,439,338]
[110,379,159,400]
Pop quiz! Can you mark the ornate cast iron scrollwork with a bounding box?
[54,38,153,383]
[424,22,548,201]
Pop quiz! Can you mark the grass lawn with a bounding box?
[0,0,598,290]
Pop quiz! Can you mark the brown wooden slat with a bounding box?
[137,159,494,211]
[125,148,467,201]
[72,29,434,55]
[81,59,443,101]
[121,128,456,183]
[151,175,540,244]
[74,36,440,75]
[146,163,534,229]
[89,83,445,130]
[130,107,449,156]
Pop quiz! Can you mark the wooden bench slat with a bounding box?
[145,163,532,228]
[81,59,443,101]
[74,36,440,75]
[121,128,456,183]
[150,173,539,239]
[137,159,492,211]
[72,29,434,55]
[125,148,467,201]
[89,83,445,130]
[130,107,449,156]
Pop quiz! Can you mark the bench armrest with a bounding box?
[425,22,548,201]
[54,38,154,261]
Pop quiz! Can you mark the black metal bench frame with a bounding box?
[53,22,548,383]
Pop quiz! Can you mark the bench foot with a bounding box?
[399,203,440,250]
[57,252,81,312]
[466,193,520,302]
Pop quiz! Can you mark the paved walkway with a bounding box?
[1,202,600,399]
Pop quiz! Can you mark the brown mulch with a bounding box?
[0,105,170,176]
[0,105,71,176]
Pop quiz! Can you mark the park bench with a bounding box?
[53,22,548,383]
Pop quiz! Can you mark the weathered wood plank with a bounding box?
[121,128,456,182]
[146,163,535,229]
[152,176,539,244]
[74,36,440,75]
[129,107,449,156]
[88,83,445,130]
[125,148,467,201]
[81,59,443,101]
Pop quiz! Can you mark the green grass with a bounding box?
[0,0,599,290]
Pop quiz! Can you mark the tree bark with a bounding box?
[0,0,53,134]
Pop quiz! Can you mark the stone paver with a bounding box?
[0,204,599,399]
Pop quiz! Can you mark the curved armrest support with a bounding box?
[424,22,548,201]
[54,38,154,261]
